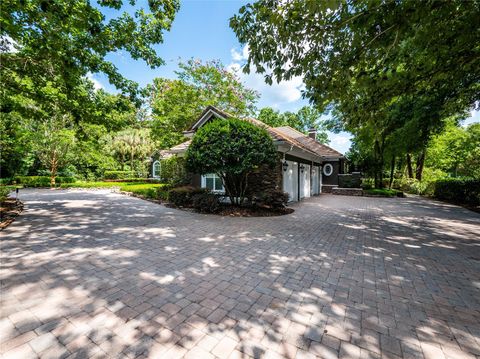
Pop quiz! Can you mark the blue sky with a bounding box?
[93,0,478,154]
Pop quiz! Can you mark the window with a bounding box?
[201,173,224,192]
[323,163,333,176]
[152,161,161,178]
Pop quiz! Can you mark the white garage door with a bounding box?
[282,160,298,202]
[300,164,311,199]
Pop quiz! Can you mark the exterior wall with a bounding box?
[190,173,201,188]
[321,161,341,186]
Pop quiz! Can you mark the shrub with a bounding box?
[0,186,11,202]
[434,178,480,206]
[160,156,190,185]
[255,189,289,208]
[13,176,75,187]
[61,181,121,189]
[361,178,374,190]
[103,171,136,180]
[394,177,436,196]
[364,188,402,197]
[156,188,170,201]
[186,118,277,205]
[338,173,362,188]
[192,192,221,213]
[168,186,207,207]
[120,183,167,199]
[104,178,163,183]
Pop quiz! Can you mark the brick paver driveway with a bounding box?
[1,189,479,359]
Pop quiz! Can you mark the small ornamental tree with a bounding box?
[186,118,277,205]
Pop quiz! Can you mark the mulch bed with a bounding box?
[215,205,294,217]
[0,199,24,230]
[165,203,294,217]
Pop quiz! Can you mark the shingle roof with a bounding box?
[160,106,343,159]
[273,126,344,158]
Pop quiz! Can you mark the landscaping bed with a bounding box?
[215,205,294,217]
[1,198,23,230]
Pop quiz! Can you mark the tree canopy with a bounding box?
[1,0,179,100]
[258,106,330,144]
[149,59,259,148]
[231,0,479,187]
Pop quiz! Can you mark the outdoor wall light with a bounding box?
[282,161,289,172]
[300,164,305,173]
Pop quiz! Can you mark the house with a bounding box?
[150,106,345,202]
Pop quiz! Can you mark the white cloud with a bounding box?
[86,72,103,90]
[463,108,480,127]
[327,131,352,154]
[228,45,304,108]
[230,45,249,62]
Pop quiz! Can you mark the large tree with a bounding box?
[231,0,479,185]
[149,59,259,148]
[1,0,179,102]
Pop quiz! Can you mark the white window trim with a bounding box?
[152,160,161,178]
[201,173,225,193]
[323,163,333,176]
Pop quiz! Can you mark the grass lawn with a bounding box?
[61,181,168,199]
[363,188,402,197]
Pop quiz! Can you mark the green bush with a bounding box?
[0,186,11,202]
[104,178,163,183]
[60,181,121,189]
[156,188,170,201]
[192,192,221,213]
[168,186,207,207]
[120,183,167,199]
[361,178,374,190]
[364,188,402,197]
[255,189,289,208]
[103,171,136,180]
[160,156,189,185]
[338,173,362,188]
[186,118,277,205]
[434,178,480,206]
[12,176,75,187]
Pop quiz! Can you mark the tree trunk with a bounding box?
[415,151,425,181]
[374,139,384,188]
[130,147,135,172]
[406,153,414,178]
[389,155,396,189]
[50,160,57,187]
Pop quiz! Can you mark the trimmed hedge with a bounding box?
[103,171,136,180]
[192,192,221,213]
[103,178,163,183]
[168,186,207,207]
[120,183,168,199]
[6,176,76,187]
[434,178,479,206]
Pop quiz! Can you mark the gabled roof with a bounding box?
[159,106,343,159]
[274,126,344,158]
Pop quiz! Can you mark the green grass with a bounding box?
[60,181,122,189]
[60,181,168,200]
[364,188,401,197]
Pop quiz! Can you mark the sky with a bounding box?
[92,0,478,154]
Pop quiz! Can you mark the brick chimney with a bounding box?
[308,128,316,140]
